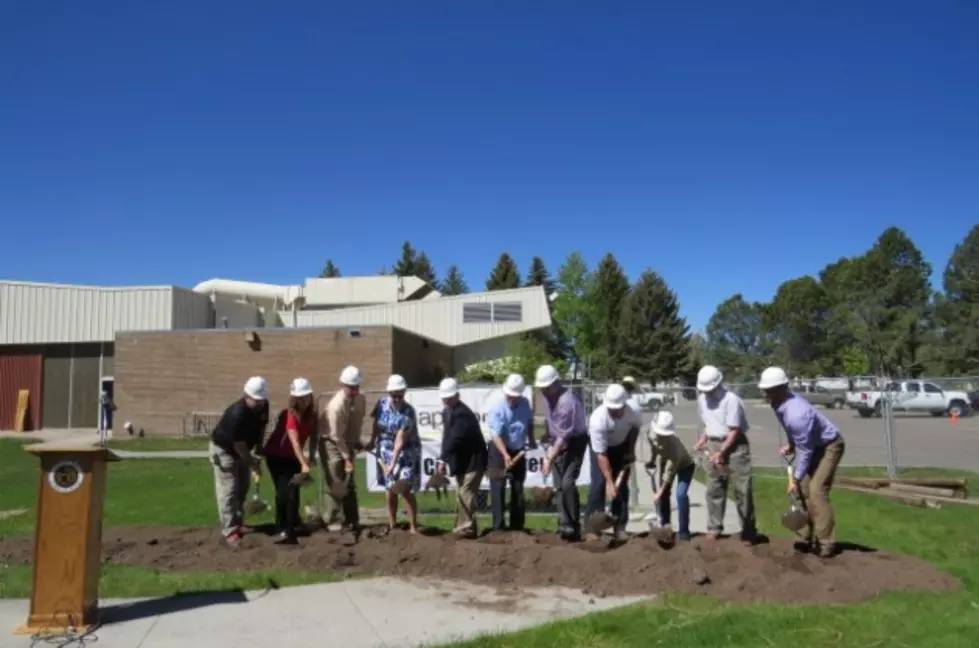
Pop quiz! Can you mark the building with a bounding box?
[0,277,550,434]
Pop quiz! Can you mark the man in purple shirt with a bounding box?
[759,367,846,558]
[535,364,588,542]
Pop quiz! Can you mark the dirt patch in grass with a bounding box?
[0,526,959,604]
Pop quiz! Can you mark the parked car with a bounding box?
[845,380,972,419]
[795,384,847,409]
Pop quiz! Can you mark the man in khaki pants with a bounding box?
[437,378,487,538]
[760,367,846,558]
[320,365,367,531]
[693,365,757,545]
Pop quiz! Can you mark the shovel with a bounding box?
[371,452,413,496]
[244,472,270,516]
[586,470,628,534]
[426,461,451,500]
[780,464,810,532]
[486,450,525,480]
[645,464,675,545]
[693,447,728,477]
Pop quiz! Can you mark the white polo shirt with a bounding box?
[697,389,749,440]
[588,403,642,454]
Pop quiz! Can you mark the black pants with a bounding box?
[266,455,302,536]
[551,435,588,537]
[488,444,527,531]
[584,442,631,532]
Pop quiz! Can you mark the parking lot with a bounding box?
[654,401,979,472]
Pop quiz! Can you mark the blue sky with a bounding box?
[1,1,976,331]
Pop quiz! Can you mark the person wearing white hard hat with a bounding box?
[621,376,641,411]
[760,366,846,558]
[263,378,318,544]
[368,374,422,533]
[487,374,535,532]
[583,383,642,540]
[320,365,367,531]
[647,410,696,541]
[437,377,488,537]
[535,364,589,541]
[693,365,757,544]
[209,376,271,548]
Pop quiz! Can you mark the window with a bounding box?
[905,382,920,392]
[885,382,901,392]
[923,383,942,394]
[462,301,523,324]
[815,386,828,393]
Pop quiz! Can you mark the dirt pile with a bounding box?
[0,526,959,604]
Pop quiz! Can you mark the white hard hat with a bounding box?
[386,374,408,393]
[290,377,313,397]
[244,376,268,401]
[603,383,628,410]
[339,365,362,387]
[758,366,790,390]
[439,377,460,398]
[622,376,636,385]
[649,410,676,437]
[502,374,526,398]
[696,365,723,393]
[534,365,560,389]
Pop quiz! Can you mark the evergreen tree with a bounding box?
[413,252,438,286]
[319,260,341,278]
[585,253,630,379]
[552,251,594,377]
[393,241,419,277]
[617,270,690,385]
[934,225,979,375]
[440,264,470,295]
[485,253,521,290]
[523,256,570,362]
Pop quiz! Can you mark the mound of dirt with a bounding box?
[0,526,959,605]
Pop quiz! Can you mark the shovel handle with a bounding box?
[511,450,525,464]
[614,469,627,488]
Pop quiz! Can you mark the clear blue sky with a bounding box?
[1,1,977,331]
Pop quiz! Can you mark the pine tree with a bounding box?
[393,241,418,277]
[485,253,521,290]
[319,260,341,278]
[413,252,438,286]
[585,253,630,378]
[618,270,691,385]
[523,256,569,362]
[440,265,469,295]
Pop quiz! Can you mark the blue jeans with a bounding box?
[658,464,695,537]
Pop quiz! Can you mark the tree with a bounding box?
[485,253,521,290]
[319,260,341,278]
[523,256,570,361]
[678,333,708,386]
[439,264,469,296]
[617,270,691,385]
[584,253,630,379]
[933,225,979,374]
[413,252,438,286]
[524,257,556,295]
[455,336,567,385]
[767,276,832,375]
[552,252,595,377]
[393,241,419,277]
[705,294,771,382]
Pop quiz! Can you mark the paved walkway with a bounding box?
[2,577,649,647]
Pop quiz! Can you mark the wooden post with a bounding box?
[13,444,120,636]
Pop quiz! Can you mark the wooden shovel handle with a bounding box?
[614,468,627,488]
[510,450,525,464]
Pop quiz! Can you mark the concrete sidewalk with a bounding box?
[2,577,650,648]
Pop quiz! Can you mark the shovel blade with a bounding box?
[390,480,413,496]
[244,498,268,516]
[531,486,554,504]
[427,473,450,489]
[780,508,809,532]
[586,511,615,534]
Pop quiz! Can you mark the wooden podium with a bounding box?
[14,444,120,635]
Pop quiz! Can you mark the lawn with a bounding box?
[447,467,979,648]
[3,438,978,648]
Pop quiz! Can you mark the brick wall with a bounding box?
[114,326,394,436]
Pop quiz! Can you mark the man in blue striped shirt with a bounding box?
[487,374,535,532]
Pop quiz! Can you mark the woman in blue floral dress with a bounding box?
[370,374,421,533]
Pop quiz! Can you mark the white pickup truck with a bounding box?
[845,380,972,419]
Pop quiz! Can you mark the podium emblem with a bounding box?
[49,461,85,494]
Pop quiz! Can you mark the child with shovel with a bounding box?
[369,374,422,533]
[647,410,696,542]
[263,378,318,545]
[487,374,535,532]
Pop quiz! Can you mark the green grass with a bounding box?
[105,437,210,452]
[446,467,979,648]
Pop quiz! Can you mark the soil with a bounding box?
[0,526,959,605]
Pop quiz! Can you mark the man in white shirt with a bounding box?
[584,384,642,539]
[694,365,757,544]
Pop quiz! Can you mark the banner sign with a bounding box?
[364,385,593,492]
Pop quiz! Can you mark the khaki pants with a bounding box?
[455,470,483,533]
[210,443,250,537]
[798,437,845,549]
[319,438,360,527]
[705,438,756,538]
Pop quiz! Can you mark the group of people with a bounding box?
[207,361,846,558]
